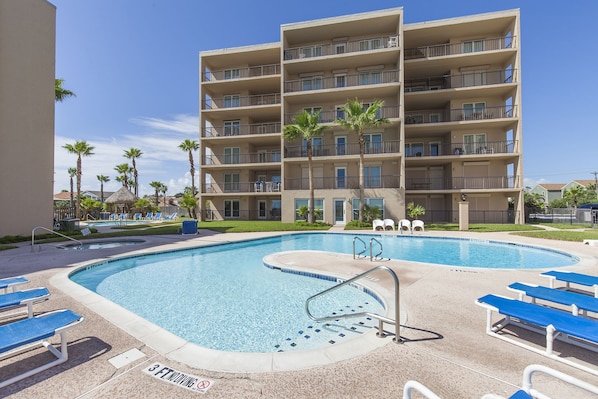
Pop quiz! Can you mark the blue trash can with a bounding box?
[181,220,198,235]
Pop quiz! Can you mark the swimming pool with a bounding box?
[69,233,577,354]
[59,239,145,250]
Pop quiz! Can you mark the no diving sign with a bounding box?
[144,363,214,394]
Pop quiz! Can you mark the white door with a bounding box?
[334,199,346,225]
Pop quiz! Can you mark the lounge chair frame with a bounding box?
[0,309,84,388]
[476,294,598,376]
[0,287,50,320]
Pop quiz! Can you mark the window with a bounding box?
[271,150,281,162]
[462,71,486,87]
[336,136,346,155]
[335,74,346,88]
[335,105,345,120]
[463,39,484,53]
[359,71,382,86]
[224,69,240,80]
[302,76,322,91]
[302,137,323,156]
[335,167,346,188]
[294,198,324,221]
[303,107,323,122]
[405,142,424,157]
[224,200,240,218]
[359,38,382,51]
[224,173,240,192]
[463,133,487,154]
[224,147,240,164]
[301,46,322,58]
[462,102,486,119]
[270,199,281,219]
[429,142,441,156]
[352,198,384,220]
[224,95,240,108]
[364,133,382,153]
[362,102,382,118]
[335,43,346,54]
[364,166,381,187]
[223,120,240,136]
[429,113,441,123]
[258,151,267,163]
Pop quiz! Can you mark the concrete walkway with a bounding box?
[1,229,597,398]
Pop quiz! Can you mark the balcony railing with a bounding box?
[404,35,515,60]
[203,122,281,138]
[284,35,399,61]
[203,152,281,165]
[404,105,515,125]
[202,64,281,82]
[404,69,516,92]
[285,70,399,93]
[405,175,517,190]
[285,140,401,158]
[203,93,281,110]
[285,175,399,190]
[404,140,516,157]
[285,105,399,124]
[204,181,281,194]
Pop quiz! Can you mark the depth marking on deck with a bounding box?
[143,362,214,394]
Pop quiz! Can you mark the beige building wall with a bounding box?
[0,0,56,237]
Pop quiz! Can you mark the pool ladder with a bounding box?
[31,226,82,251]
[353,236,388,261]
[305,265,401,343]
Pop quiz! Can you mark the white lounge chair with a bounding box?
[403,364,598,399]
[412,220,424,232]
[0,309,84,388]
[372,219,384,231]
[0,287,50,320]
[383,219,395,231]
[398,219,411,234]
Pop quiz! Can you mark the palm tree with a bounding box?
[149,181,164,206]
[114,163,133,190]
[160,184,168,208]
[97,175,110,203]
[55,78,76,102]
[335,98,389,222]
[178,139,199,196]
[284,110,329,223]
[123,148,143,197]
[63,141,95,218]
[67,167,77,209]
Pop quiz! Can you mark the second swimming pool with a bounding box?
[69,233,578,353]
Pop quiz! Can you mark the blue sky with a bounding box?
[52,0,598,196]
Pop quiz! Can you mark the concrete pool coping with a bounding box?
[1,228,598,398]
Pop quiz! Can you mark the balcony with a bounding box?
[203,93,281,110]
[203,122,281,138]
[405,175,517,190]
[285,175,399,190]
[202,64,281,82]
[404,69,515,92]
[285,70,399,93]
[285,105,399,124]
[284,35,399,61]
[404,35,514,60]
[204,181,281,194]
[203,152,281,165]
[285,140,401,158]
[404,105,515,125]
[404,140,516,157]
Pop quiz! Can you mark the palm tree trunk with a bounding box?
[307,141,315,223]
[358,132,365,222]
[132,159,138,197]
[76,156,82,219]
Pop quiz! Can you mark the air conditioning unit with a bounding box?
[388,36,398,48]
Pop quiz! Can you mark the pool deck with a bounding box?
[1,228,598,398]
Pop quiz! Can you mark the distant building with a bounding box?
[199,8,524,224]
[530,180,597,205]
[0,0,56,236]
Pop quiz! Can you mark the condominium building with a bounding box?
[0,0,56,237]
[199,8,523,225]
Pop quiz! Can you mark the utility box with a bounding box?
[60,218,80,231]
[181,220,198,235]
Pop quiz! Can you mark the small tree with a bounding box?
[297,205,309,222]
[180,193,198,219]
[407,202,426,220]
[363,204,381,223]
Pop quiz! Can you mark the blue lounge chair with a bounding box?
[144,212,153,220]
[541,270,598,297]
[163,212,177,220]
[508,282,598,316]
[0,287,50,320]
[402,364,598,399]
[153,212,162,220]
[0,276,29,294]
[133,213,142,220]
[0,309,84,388]
[476,294,598,376]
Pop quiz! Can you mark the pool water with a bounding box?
[69,233,577,353]
[60,239,144,250]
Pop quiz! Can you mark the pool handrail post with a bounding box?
[31,226,83,251]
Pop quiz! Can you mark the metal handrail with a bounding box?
[370,237,386,261]
[31,226,82,251]
[305,265,401,343]
[353,236,367,259]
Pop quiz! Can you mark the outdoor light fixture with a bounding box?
[460,194,468,201]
